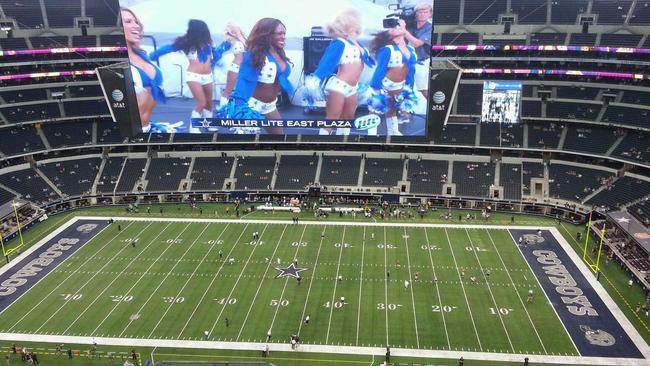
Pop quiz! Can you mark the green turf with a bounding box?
[0,219,577,357]
[3,204,650,365]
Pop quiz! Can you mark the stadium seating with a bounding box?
[0,126,46,156]
[96,157,125,194]
[602,106,649,128]
[551,0,588,24]
[2,102,60,123]
[44,0,81,28]
[593,0,634,24]
[407,159,449,195]
[463,0,506,24]
[531,33,567,45]
[115,159,146,193]
[456,84,482,115]
[362,158,404,188]
[38,158,101,197]
[511,0,548,24]
[563,125,620,155]
[556,86,600,100]
[453,161,495,198]
[0,88,48,103]
[630,1,650,24]
[527,121,563,149]
[587,176,650,209]
[275,155,318,190]
[568,33,597,46]
[522,161,544,196]
[319,155,361,186]
[440,33,480,45]
[500,163,522,200]
[629,200,650,226]
[612,132,650,165]
[441,124,476,145]
[190,157,234,191]
[85,0,119,27]
[233,156,276,190]
[145,158,191,192]
[29,36,69,48]
[548,163,615,202]
[0,187,14,206]
[0,0,44,29]
[0,168,60,205]
[42,122,93,148]
[433,0,460,24]
[599,34,643,47]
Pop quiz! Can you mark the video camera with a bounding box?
[382,3,416,29]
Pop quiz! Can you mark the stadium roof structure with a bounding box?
[609,210,650,252]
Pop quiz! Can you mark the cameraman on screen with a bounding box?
[404,3,433,99]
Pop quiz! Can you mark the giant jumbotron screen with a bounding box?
[480,81,522,124]
[101,0,458,137]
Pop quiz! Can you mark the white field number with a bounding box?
[214,298,237,305]
[465,246,485,252]
[61,294,82,301]
[270,299,289,306]
[432,305,456,312]
[110,295,133,302]
[377,303,401,310]
[162,296,184,303]
[377,244,396,249]
[323,301,343,308]
[490,307,513,315]
[291,241,307,247]
[165,239,183,244]
[334,243,351,248]
[421,245,440,250]
[122,238,137,243]
[207,239,224,245]
[247,241,264,246]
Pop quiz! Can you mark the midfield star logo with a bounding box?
[275,263,308,279]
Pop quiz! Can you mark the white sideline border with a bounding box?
[0,215,647,365]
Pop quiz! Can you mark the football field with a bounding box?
[0,216,647,364]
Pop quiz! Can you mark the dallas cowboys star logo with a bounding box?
[616,217,630,224]
[199,118,213,128]
[275,263,308,279]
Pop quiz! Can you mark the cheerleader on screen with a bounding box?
[307,9,374,135]
[220,23,247,106]
[150,19,230,120]
[121,7,163,132]
[224,18,293,134]
[369,19,417,136]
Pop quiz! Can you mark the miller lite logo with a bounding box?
[354,114,381,130]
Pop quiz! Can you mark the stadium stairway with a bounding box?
[36,126,52,151]
[582,176,619,205]
[91,158,107,196]
[606,134,626,157]
[357,157,365,187]
[34,166,63,198]
[270,156,279,190]
[557,126,568,150]
[138,157,152,192]
[181,157,195,191]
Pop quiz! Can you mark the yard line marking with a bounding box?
[177,223,247,338]
[297,226,328,335]
[31,222,148,333]
[325,226,347,344]
[507,228,580,356]
[485,229,547,353]
[65,222,174,333]
[118,222,198,337]
[423,227,451,349]
[235,225,288,340]
[463,228,514,352]
[268,225,308,333]
[355,226,366,345]
[146,222,225,337]
[383,226,389,347]
[6,221,138,332]
[443,228,482,350]
[402,227,420,348]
